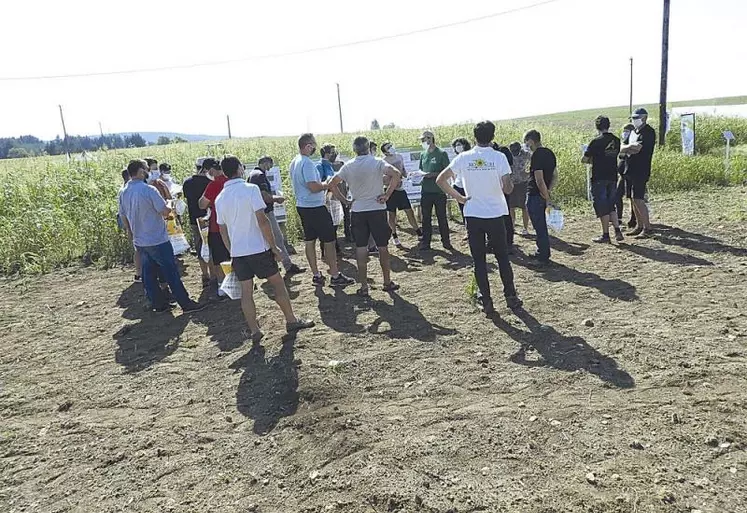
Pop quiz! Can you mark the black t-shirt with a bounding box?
[527,147,557,196]
[182,174,211,225]
[493,145,514,166]
[627,124,656,179]
[585,132,621,182]
[248,168,273,213]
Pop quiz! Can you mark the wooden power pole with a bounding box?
[58,105,70,159]
[227,115,232,139]
[336,83,344,134]
[659,0,671,146]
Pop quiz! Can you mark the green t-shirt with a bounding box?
[419,147,450,194]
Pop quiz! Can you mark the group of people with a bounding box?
[117,107,656,338]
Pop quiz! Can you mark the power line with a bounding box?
[0,0,564,82]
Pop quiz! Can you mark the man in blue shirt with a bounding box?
[289,133,354,288]
[119,159,206,313]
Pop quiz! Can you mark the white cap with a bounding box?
[195,156,208,167]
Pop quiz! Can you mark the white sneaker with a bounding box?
[521,229,529,236]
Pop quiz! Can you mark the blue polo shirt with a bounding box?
[317,159,335,181]
[118,179,169,248]
[290,154,325,208]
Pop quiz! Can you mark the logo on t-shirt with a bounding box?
[468,158,496,170]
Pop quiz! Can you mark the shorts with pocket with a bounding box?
[591,180,617,217]
[208,231,230,266]
[386,189,412,212]
[232,250,279,281]
[626,175,648,200]
[352,210,391,248]
[297,206,336,243]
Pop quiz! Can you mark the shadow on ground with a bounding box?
[492,307,635,389]
[231,338,299,435]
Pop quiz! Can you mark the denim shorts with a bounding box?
[591,180,617,217]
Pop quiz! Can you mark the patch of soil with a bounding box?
[1,187,746,513]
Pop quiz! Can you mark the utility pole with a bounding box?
[336,83,344,133]
[629,57,634,118]
[58,105,70,159]
[98,121,104,138]
[226,114,232,139]
[659,0,671,146]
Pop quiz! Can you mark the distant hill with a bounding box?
[115,132,224,144]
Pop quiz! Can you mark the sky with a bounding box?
[0,0,745,140]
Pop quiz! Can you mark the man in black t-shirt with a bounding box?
[182,157,211,286]
[616,124,636,226]
[621,107,656,238]
[247,156,305,276]
[583,116,624,243]
[524,129,556,263]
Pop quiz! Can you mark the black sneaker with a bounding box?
[592,234,611,244]
[506,295,523,310]
[153,303,176,313]
[182,301,208,313]
[330,274,355,287]
[286,318,315,333]
[216,293,229,302]
[614,229,624,242]
[312,274,326,286]
[134,275,142,283]
[286,264,306,276]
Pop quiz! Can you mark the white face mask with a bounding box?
[632,118,644,129]
[207,172,215,181]
[522,143,531,153]
[455,144,464,154]
[162,172,171,180]
[148,170,161,182]
[421,141,430,151]
[386,146,395,154]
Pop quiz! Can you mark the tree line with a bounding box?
[0,133,149,159]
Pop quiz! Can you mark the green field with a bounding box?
[1,97,745,275]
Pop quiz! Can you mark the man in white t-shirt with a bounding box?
[381,141,422,248]
[436,121,522,316]
[215,155,314,344]
[328,136,402,297]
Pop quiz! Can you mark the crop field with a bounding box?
[1,107,747,512]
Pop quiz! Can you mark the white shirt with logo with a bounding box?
[449,146,511,219]
[215,179,270,257]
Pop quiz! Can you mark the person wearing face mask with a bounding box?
[582,116,624,243]
[118,159,207,313]
[381,141,421,248]
[616,124,636,226]
[198,158,231,299]
[418,130,453,251]
[508,142,531,236]
[318,144,345,257]
[158,162,181,197]
[524,129,556,263]
[451,138,471,229]
[289,133,355,288]
[620,108,656,238]
[248,156,306,277]
[145,158,172,200]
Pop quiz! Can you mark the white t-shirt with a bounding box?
[215,179,270,257]
[336,155,387,213]
[450,146,511,219]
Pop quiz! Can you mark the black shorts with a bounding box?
[352,210,391,248]
[208,231,230,265]
[297,206,336,243]
[232,250,278,281]
[591,180,617,217]
[386,189,412,212]
[626,175,648,200]
[190,224,203,256]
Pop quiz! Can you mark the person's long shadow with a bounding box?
[314,287,367,334]
[492,307,634,389]
[389,254,425,274]
[368,292,457,341]
[652,224,747,257]
[113,282,191,372]
[230,338,299,435]
[548,235,590,257]
[403,246,472,271]
[616,243,713,267]
[513,249,638,301]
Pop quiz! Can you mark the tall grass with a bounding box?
[0,120,745,275]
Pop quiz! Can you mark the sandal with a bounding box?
[382,281,400,293]
[356,287,370,297]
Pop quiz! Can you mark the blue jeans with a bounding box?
[137,241,191,309]
[526,195,550,261]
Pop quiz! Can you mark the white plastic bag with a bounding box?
[170,233,191,255]
[219,272,242,300]
[546,206,564,233]
[328,198,344,227]
[174,198,187,216]
[197,218,210,262]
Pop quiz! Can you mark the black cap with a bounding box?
[631,107,648,119]
[202,157,221,171]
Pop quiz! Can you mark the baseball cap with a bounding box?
[419,130,435,141]
[202,157,221,171]
[195,156,208,168]
[631,108,648,119]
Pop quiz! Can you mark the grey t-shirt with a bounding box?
[384,153,406,191]
[336,155,387,213]
[118,179,169,248]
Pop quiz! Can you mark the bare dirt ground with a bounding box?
[2,187,746,513]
